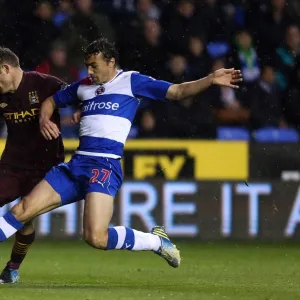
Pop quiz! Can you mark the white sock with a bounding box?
[132,229,161,251]
[106,226,161,251]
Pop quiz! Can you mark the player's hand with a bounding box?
[211,68,243,89]
[72,109,81,124]
[40,118,60,140]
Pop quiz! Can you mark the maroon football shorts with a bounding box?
[0,163,47,207]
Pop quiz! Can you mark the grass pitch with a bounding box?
[0,240,299,300]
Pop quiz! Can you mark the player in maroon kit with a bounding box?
[0,47,65,283]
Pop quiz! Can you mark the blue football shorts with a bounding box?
[45,154,123,206]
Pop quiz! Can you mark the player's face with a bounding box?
[0,65,13,94]
[85,53,116,84]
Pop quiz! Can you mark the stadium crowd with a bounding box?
[0,0,300,140]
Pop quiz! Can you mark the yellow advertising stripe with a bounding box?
[125,140,249,180]
[0,139,248,180]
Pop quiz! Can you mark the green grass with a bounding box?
[0,240,300,300]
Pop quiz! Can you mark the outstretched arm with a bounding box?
[40,96,60,140]
[166,68,243,101]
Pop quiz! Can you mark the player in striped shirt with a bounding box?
[0,38,242,269]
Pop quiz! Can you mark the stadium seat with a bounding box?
[207,42,230,58]
[253,127,299,143]
[217,127,250,140]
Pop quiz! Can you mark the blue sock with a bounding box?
[0,212,24,242]
[105,226,161,251]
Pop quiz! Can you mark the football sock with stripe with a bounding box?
[8,230,36,270]
[106,226,161,251]
[0,212,24,242]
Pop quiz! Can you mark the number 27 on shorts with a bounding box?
[90,169,110,183]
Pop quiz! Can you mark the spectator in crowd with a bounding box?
[163,54,188,83]
[97,0,135,43]
[153,95,217,139]
[211,58,250,127]
[187,35,212,80]
[249,0,294,58]
[117,0,161,66]
[275,24,300,90]
[60,0,116,67]
[250,65,283,129]
[283,59,300,131]
[136,0,160,21]
[135,54,189,137]
[138,54,217,139]
[36,41,79,83]
[53,0,74,27]
[162,0,200,55]
[137,108,157,138]
[132,19,167,79]
[22,0,59,69]
[230,29,260,87]
[1,0,300,139]
[119,0,161,34]
[97,0,135,15]
[195,0,233,42]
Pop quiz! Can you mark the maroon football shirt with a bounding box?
[0,71,65,171]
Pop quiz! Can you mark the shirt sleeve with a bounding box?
[53,81,80,108]
[131,72,172,102]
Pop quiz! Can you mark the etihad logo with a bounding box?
[0,103,7,108]
[3,108,39,123]
[82,101,119,113]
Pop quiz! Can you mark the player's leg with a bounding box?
[0,163,80,241]
[8,220,35,269]
[0,220,35,284]
[81,157,180,267]
[3,170,50,281]
[0,165,28,283]
[0,180,61,242]
[83,192,161,251]
[83,194,181,268]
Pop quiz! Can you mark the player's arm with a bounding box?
[166,68,243,101]
[72,107,81,124]
[40,96,59,140]
[131,69,242,103]
[40,81,80,140]
[71,100,84,124]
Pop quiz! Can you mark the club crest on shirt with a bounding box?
[29,91,39,104]
[0,103,7,108]
[95,85,105,95]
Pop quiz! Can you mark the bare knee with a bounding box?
[11,197,35,223]
[84,229,108,250]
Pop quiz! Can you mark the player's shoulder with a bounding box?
[119,70,147,84]
[25,71,62,83]
[121,70,139,79]
[126,71,155,84]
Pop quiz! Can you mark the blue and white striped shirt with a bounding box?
[53,70,171,158]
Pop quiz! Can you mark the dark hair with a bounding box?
[84,38,119,65]
[0,47,20,67]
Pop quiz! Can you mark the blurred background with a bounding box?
[0,0,300,141]
[1,0,300,240]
